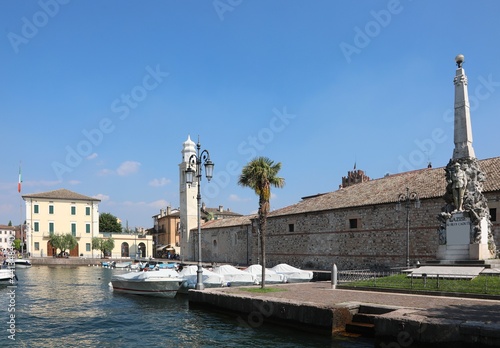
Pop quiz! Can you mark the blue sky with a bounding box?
[2,0,500,229]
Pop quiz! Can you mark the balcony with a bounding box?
[41,233,83,240]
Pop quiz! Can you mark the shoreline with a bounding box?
[24,259,500,345]
[189,282,500,346]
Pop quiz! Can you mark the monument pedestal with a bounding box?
[437,212,491,261]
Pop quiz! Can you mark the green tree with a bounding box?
[238,157,285,288]
[49,233,77,256]
[13,239,21,251]
[49,234,63,254]
[8,221,12,226]
[92,237,115,258]
[99,213,122,233]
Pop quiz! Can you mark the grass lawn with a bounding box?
[342,274,500,295]
[239,287,287,294]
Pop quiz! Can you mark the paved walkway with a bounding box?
[213,281,500,322]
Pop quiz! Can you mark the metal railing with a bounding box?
[337,269,500,295]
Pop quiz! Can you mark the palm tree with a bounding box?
[238,157,285,288]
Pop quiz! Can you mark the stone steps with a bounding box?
[425,259,500,269]
[345,305,397,337]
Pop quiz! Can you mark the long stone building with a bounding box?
[195,159,500,271]
[189,56,500,271]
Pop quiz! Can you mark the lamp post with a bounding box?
[396,187,420,268]
[185,139,214,290]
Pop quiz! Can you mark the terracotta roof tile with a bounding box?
[22,188,100,202]
[201,215,257,229]
[269,157,500,217]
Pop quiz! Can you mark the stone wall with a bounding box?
[196,193,500,271]
[197,224,253,266]
[264,199,444,271]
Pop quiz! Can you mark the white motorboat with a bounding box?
[212,265,258,287]
[244,264,286,284]
[114,261,132,268]
[177,265,226,293]
[271,263,313,283]
[110,269,183,297]
[0,269,17,286]
[14,259,32,268]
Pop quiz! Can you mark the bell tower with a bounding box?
[179,135,198,261]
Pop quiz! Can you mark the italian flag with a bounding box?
[18,165,22,193]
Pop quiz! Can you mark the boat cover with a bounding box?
[271,263,313,282]
[243,264,286,284]
[212,265,258,285]
[178,265,225,288]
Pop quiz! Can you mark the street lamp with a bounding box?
[396,187,420,268]
[185,138,214,290]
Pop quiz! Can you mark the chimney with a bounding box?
[166,206,171,215]
[219,205,223,212]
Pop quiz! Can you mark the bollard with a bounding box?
[331,263,337,289]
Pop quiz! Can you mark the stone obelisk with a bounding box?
[437,55,496,261]
[452,54,475,160]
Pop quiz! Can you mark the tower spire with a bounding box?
[452,54,475,159]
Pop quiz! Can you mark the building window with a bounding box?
[34,204,39,214]
[349,218,358,229]
[49,205,54,214]
[491,208,497,222]
[71,206,76,215]
[34,222,39,232]
[71,223,76,236]
[86,207,91,216]
[34,242,40,251]
[288,224,295,232]
[86,243,91,252]
[86,223,91,233]
[49,222,54,234]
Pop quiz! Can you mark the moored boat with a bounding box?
[271,263,313,283]
[114,261,132,268]
[110,269,183,297]
[14,259,32,268]
[177,265,226,293]
[244,264,286,284]
[0,269,17,286]
[212,264,258,287]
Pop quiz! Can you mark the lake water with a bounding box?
[1,266,374,347]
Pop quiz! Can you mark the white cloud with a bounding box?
[228,194,251,202]
[149,177,171,187]
[86,153,98,160]
[68,180,81,185]
[98,161,141,176]
[94,193,110,202]
[148,199,169,209]
[98,169,114,176]
[117,161,141,176]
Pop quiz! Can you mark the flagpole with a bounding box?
[19,162,23,257]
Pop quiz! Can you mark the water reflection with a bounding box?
[0,266,372,347]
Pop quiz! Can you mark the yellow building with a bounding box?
[101,232,153,259]
[23,189,100,258]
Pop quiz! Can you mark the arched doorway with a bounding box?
[121,242,129,257]
[139,242,146,258]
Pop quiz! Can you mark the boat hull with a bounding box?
[111,279,182,297]
[111,270,183,298]
[0,269,16,286]
[14,260,32,268]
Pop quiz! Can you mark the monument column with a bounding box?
[437,55,496,261]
